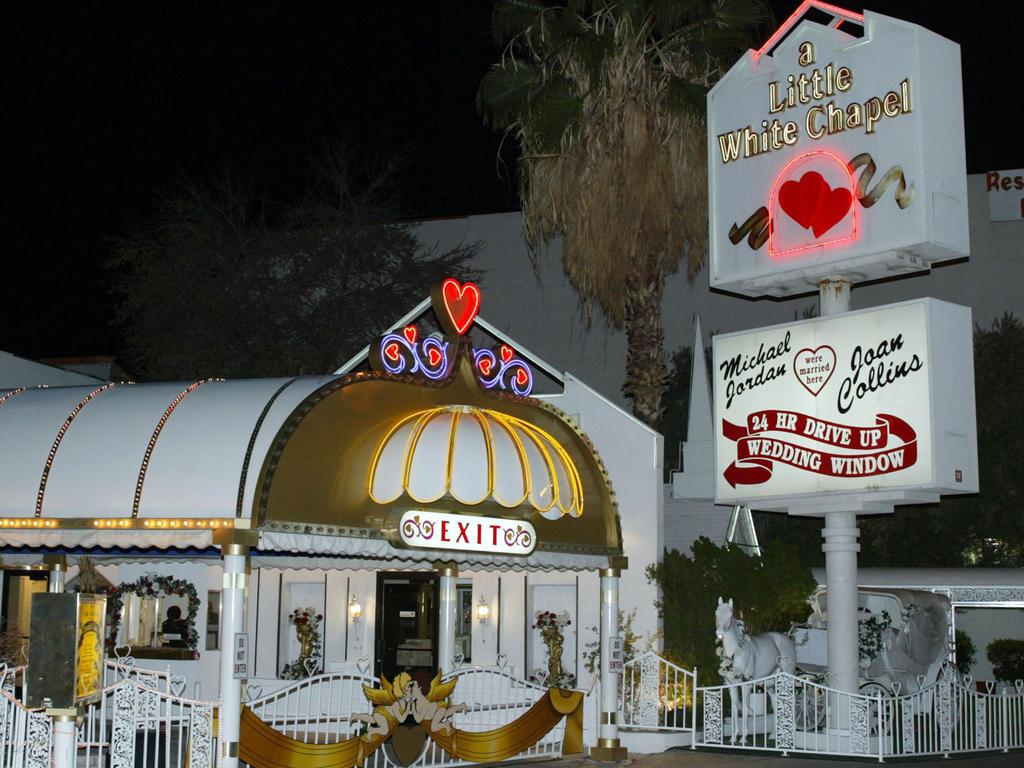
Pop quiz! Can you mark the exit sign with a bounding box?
[987,170,1024,221]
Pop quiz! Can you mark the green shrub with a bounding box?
[987,639,1024,682]
[646,537,816,682]
[954,629,976,676]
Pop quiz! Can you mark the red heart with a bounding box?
[515,368,528,386]
[500,344,514,363]
[441,278,481,335]
[384,342,400,362]
[403,325,418,344]
[427,347,443,367]
[779,171,853,238]
[478,357,493,376]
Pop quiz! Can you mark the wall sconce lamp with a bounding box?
[349,595,362,623]
[476,597,490,623]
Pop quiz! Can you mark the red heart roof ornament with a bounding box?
[439,278,481,336]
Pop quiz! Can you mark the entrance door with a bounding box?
[375,572,438,688]
[1,570,49,664]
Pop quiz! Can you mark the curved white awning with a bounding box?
[0,376,333,537]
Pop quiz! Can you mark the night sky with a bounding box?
[2,1,1020,360]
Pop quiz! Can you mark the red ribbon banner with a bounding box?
[721,410,918,488]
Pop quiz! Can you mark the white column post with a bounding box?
[822,512,860,693]
[591,565,627,762]
[51,712,76,768]
[218,542,250,768]
[436,562,458,674]
[45,554,67,592]
[819,278,861,698]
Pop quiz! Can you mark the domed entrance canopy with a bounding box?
[255,352,622,566]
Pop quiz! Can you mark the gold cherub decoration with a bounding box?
[352,671,467,738]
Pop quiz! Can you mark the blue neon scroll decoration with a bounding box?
[378,327,451,380]
[473,346,534,396]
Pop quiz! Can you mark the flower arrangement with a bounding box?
[281,607,323,680]
[530,610,576,689]
[105,575,201,658]
[533,610,571,632]
[858,610,894,667]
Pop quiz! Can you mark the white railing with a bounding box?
[676,660,1024,760]
[0,689,50,768]
[244,665,572,768]
[246,671,376,744]
[696,670,885,760]
[103,659,174,693]
[878,673,1024,757]
[440,666,566,764]
[620,651,696,736]
[77,673,217,768]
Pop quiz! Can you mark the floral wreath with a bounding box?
[105,575,201,658]
[281,607,323,680]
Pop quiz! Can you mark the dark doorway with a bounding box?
[374,572,438,689]
[1,569,50,664]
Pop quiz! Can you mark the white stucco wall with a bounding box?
[538,374,663,646]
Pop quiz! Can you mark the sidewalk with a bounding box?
[521,749,1022,768]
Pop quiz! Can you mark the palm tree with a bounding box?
[479,0,767,428]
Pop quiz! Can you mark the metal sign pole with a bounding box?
[819,278,861,707]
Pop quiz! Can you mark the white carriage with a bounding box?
[793,587,953,698]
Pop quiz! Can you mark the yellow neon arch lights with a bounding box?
[369,405,584,519]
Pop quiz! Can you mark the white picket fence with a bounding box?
[618,653,1024,760]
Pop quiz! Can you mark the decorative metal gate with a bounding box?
[77,662,217,768]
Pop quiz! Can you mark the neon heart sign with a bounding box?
[371,278,534,396]
[438,278,481,336]
[473,346,534,396]
[769,150,857,259]
[779,172,853,238]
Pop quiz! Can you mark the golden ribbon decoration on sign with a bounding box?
[238,687,584,768]
[848,152,916,209]
[728,206,771,250]
[727,152,916,251]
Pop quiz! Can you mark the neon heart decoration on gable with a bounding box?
[478,356,493,377]
[427,346,443,367]
[440,278,481,335]
[793,345,836,396]
[384,342,401,362]
[402,325,418,344]
[500,344,514,363]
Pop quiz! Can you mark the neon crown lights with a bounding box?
[371,278,534,396]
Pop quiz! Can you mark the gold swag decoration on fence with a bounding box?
[239,671,584,768]
[727,152,916,251]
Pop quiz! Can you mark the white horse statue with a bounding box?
[715,597,796,744]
